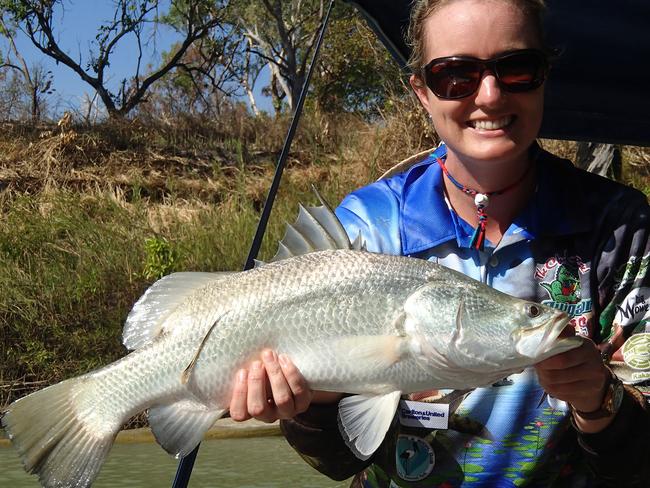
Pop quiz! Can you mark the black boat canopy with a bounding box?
[343,0,650,146]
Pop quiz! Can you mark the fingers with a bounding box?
[536,339,595,370]
[229,369,252,421]
[247,360,277,422]
[535,340,610,412]
[278,353,313,414]
[261,350,314,418]
[230,350,314,423]
[260,350,294,419]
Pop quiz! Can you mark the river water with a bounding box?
[0,436,351,487]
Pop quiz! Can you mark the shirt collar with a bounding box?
[396,142,593,255]
[515,145,593,238]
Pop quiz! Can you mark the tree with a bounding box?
[0,13,54,121]
[134,44,238,119]
[153,3,250,117]
[0,0,229,118]
[235,0,329,113]
[232,1,404,116]
[159,5,266,116]
[310,11,404,117]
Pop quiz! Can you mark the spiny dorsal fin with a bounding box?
[260,188,365,266]
[123,272,233,350]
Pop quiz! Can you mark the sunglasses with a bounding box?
[421,49,550,100]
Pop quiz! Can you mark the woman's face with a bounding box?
[410,0,545,168]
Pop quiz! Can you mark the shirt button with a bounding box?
[489,255,499,267]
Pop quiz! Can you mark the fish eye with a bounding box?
[526,304,542,318]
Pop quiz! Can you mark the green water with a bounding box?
[0,436,351,487]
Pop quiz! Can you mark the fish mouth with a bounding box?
[515,312,582,358]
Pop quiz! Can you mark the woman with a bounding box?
[230,0,650,486]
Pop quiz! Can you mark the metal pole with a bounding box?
[171,1,336,486]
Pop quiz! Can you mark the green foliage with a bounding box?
[0,0,30,21]
[162,0,227,29]
[0,191,146,389]
[311,6,404,116]
[1,0,405,120]
[142,236,176,280]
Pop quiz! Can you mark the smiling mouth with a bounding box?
[468,115,515,130]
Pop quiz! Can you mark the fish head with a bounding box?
[404,276,583,384]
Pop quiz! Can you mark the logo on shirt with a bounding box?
[395,435,435,481]
[615,287,650,327]
[622,333,650,371]
[536,255,592,320]
[614,254,650,292]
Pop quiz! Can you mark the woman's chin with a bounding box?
[456,138,526,166]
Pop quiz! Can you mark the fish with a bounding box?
[0,196,583,488]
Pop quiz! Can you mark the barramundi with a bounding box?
[1,198,582,488]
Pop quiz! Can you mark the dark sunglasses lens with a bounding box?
[428,60,481,98]
[495,51,546,91]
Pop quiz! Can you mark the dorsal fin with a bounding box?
[123,272,233,350]
[261,188,365,266]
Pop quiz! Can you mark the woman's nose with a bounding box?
[473,72,504,107]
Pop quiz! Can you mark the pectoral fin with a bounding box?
[337,391,402,460]
[330,335,410,371]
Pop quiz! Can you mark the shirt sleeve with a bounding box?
[594,190,650,370]
[573,385,650,486]
[577,190,650,484]
[335,180,403,255]
[280,401,372,481]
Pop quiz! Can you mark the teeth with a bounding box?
[470,116,513,130]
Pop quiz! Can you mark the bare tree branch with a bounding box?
[237,0,328,111]
[2,0,229,118]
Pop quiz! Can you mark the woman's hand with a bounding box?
[229,349,342,423]
[535,338,613,432]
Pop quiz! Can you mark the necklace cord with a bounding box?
[436,156,533,250]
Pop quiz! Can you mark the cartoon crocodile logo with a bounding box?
[540,264,580,304]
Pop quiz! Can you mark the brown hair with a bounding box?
[406,0,548,73]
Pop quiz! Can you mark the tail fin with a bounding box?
[1,376,121,488]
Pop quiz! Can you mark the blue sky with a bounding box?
[8,1,271,116]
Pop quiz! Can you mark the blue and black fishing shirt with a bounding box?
[282,142,650,488]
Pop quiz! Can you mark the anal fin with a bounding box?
[148,399,225,458]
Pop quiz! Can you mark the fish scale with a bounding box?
[187,251,436,399]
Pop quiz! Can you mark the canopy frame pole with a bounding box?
[170,1,336,486]
[242,0,337,271]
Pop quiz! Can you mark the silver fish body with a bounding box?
[1,205,582,488]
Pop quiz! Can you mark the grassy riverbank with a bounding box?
[0,101,437,410]
[1,105,649,417]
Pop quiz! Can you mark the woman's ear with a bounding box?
[409,73,433,115]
